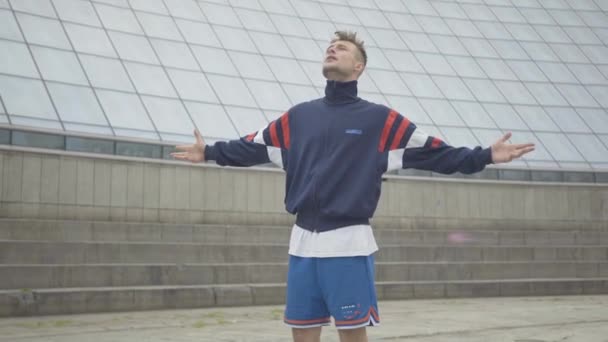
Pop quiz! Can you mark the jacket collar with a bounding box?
[324,80,359,105]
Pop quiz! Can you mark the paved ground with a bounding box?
[0,296,607,341]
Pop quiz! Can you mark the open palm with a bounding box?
[170,129,206,163]
[491,132,535,164]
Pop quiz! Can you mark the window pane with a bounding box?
[460,38,498,58]
[251,32,292,58]
[130,0,168,14]
[520,42,559,61]
[284,37,323,62]
[402,73,442,98]
[136,11,182,40]
[525,83,568,106]
[16,13,71,49]
[12,0,56,17]
[199,2,241,27]
[322,4,360,25]
[47,82,107,125]
[245,79,291,110]
[536,132,585,162]
[12,131,64,149]
[364,47,393,70]
[433,76,475,101]
[354,8,391,29]
[0,40,38,78]
[568,64,608,85]
[167,69,218,103]
[264,57,310,85]
[291,1,328,19]
[551,44,589,63]
[509,130,553,161]
[236,8,276,32]
[431,35,468,56]
[400,32,437,53]
[142,96,193,135]
[225,106,268,136]
[556,84,600,107]
[109,31,159,64]
[545,107,592,133]
[514,105,559,131]
[95,3,143,34]
[537,62,577,83]
[577,108,608,134]
[494,81,537,105]
[368,70,409,96]
[282,84,319,105]
[483,103,528,130]
[490,40,528,59]
[385,96,433,124]
[464,79,506,102]
[270,14,310,38]
[185,101,238,140]
[477,59,517,80]
[150,39,198,70]
[416,53,455,76]
[0,75,57,120]
[418,16,451,35]
[587,86,608,108]
[96,89,155,130]
[567,134,608,162]
[368,28,406,49]
[384,50,424,73]
[80,55,133,92]
[176,19,221,47]
[452,101,497,128]
[66,136,114,154]
[124,62,176,97]
[472,128,503,146]
[116,141,161,158]
[212,26,258,52]
[439,127,480,147]
[0,9,23,41]
[419,99,465,126]
[163,0,204,20]
[207,74,256,107]
[191,45,239,76]
[507,60,547,82]
[447,56,486,78]
[31,46,89,85]
[54,0,101,26]
[65,23,117,57]
[535,25,571,43]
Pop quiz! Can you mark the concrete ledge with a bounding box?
[2,279,607,317]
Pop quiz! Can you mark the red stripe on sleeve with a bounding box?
[431,137,442,148]
[245,132,256,142]
[389,116,411,150]
[378,109,398,152]
[269,120,280,147]
[280,112,290,149]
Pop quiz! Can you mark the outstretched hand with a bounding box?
[170,129,206,163]
[491,132,535,164]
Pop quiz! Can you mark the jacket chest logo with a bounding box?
[345,129,363,135]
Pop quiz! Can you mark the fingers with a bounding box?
[194,129,205,145]
[170,152,190,161]
[512,146,535,159]
[512,143,535,150]
[174,144,193,151]
[500,132,512,143]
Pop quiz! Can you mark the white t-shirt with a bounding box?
[288,224,379,258]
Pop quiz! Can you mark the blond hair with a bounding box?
[331,30,367,66]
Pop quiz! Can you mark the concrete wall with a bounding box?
[1,148,607,230]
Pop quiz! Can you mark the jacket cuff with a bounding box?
[482,147,493,165]
[204,144,217,161]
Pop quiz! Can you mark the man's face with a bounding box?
[322,40,364,80]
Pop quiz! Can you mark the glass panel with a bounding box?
[475,21,512,39]
[354,8,391,29]
[250,32,292,58]
[0,9,24,41]
[451,101,497,128]
[567,134,608,162]
[508,130,553,161]
[417,16,451,35]
[185,101,238,140]
[236,8,276,32]
[477,58,517,80]
[545,107,592,133]
[0,129,10,144]
[47,82,107,125]
[491,6,526,22]
[225,106,268,136]
[368,70,409,96]
[291,1,328,19]
[175,19,221,47]
[507,60,547,82]
[416,53,455,76]
[536,62,577,83]
[514,105,559,131]
[53,0,101,26]
[447,56,486,78]
[401,73,442,98]
[66,136,114,154]
[284,37,323,62]
[207,74,256,107]
[150,39,198,70]
[212,26,258,52]
[264,57,310,85]
[556,84,600,107]
[587,86,608,108]
[130,0,168,14]
[551,44,589,63]
[282,84,319,105]
[472,128,503,146]
[0,75,57,120]
[94,3,143,34]
[386,13,423,31]
[12,131,65,150]
[96,89,155,130]
[358,72,379,93]
[116,141,161,158]
[163,0,204,20]
[245,79,291,110]
[136,11,182,40]
[445,18,483,38]
[9,116,62,130]
[489,40,528,59]
[0,40,38,78]
[113,128,158,140]
[578,11,608,27]
[461,4,496,21]
[302,19,336,41]
[124,62,176,97]
[191,45,239,76]
[494,81,537,105]
[31,46,88,85]
[223,51,273,81]
[299,61,326,88]
[419,99,465,126]
[549,9,584,25]
[360,92,386,105]
[525,83,568,106]
[460,38,498,58]
[64,22,117,57]
[16,13,71,49]
[385,96,433,124]
[432,2,467,19]
[431,35,468,56]
[11,0,56,17]
[520,42,560,62]
[364,47,393,70]
[464,79,506,103]
[109,31,159,64]
[258,0,296,15]
[536,132,585,162]
[404,0,437,15]
[577,108,608,134]
[141,96,193,135]
[166,69,218,103]
[432,76,474,101]
[270,14,310,38]
[322,4,360,24]
[399,32,437,53]
[483,103,528,130]
[384,50,424,73]
[199,2,241,27]
[568,64,608,85]
[63,123,113,135]
[367,28,406,49]
[535,25,571,43]
[519,8,555,24]
[439,126,480,147]
[505,24,542,41]
[375,0,407,12]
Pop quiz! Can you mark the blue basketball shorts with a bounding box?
[283,254,380,329]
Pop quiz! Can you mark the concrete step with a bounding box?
[2,261,607,290]
[2,219,607,246]
[2,278,607,317]
[2,241,607,264]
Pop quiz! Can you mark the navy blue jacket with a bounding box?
[205,80,493,232]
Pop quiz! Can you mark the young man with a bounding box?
[172,31,535,342]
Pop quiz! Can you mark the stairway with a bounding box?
[0,219,607,316]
